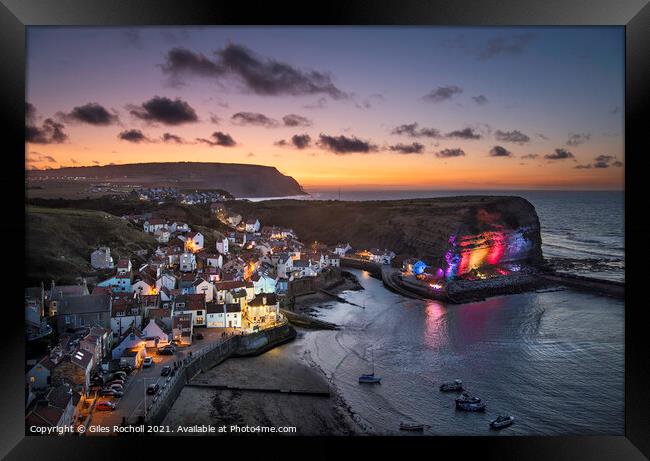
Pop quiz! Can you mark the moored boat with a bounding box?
[455,392,486,411]
[490,415,515,429]
[439,379,463,392]
[400,422,427,431]
[358,373,381,384]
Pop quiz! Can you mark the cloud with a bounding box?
[472,95,488,105]
[391,122,442,139]
[122,29,143,48]
[489,145,513,157]
[291,134,311,149]
[26,118,69,144]
[282,114,312,127]
[161,132,186,143]
[477,33,535,60]
[421,85,462,103]
[435,148,466,158]
[317,134,377,154]
[303,97,328,109]
[495,129,530,144]
[27,152,58,164]
[197,131,236,147]
[388,142,425,154]
[70,158,78,164]
[26,102,36,123]
[209,114,221,125]
[520,153,538,159]
[574,164,592,169]
[446,127,482,140]
[231,112,279,128]
[576,154,624,169]
[535,133,549,140]
[545,148,574,160]
[566,132,591,146]
[246,152,255,157]
[118,129,150,143]
[129,96,198,125]
[92,160,100,165]
[160,44,347,99]
[58,102,119,125]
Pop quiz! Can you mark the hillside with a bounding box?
[227,196,544,269]
[26,162,307,198]
[26,206,158,286]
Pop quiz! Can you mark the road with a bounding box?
[88,327,239,434]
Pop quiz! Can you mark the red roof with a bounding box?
[117,259,130,269]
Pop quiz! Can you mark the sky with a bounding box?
[25,26,624,190]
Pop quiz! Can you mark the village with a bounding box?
[24,198,398,434]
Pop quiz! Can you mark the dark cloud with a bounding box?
[291,134,311,149]
[27,152,57,164]
[26,118,69,144]
[495,129,530,144]
[58,102,119,125]
[317,134,377,154]
[446,127,482,140]
[118,129,150,143]
[161,132,186,143]
[391,122,442,139]
[477,33,535,60]
[129,96,198,125]
[92,160,100,165]
[26,102,36,123]
[209,114,221,125]
[282,114,312,127]
[472,95,488,105]
[303,97,328,109]
[421,85,462,103]
[231,112,279,128]
[520,153,539,159]
[435,148,465,158]
[388,142,425,154]
[489,145,513,157]
[545,148,574,160]
[161,44,347,99]
[566,132,591,146]
[577,154,625,169]
[535,133,549,140]
[197,131,236,147]
[574,164,592,169]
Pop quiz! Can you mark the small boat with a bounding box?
[400,422,428,431]
[439,379,463,392]
[455,392,486,412]
[359,349,381,384]
[490,415,515,429]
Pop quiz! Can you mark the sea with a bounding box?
[242,190,625,435]
[248,189,625,283]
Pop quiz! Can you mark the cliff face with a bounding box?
[27,162,306,198]
[228,196,543,274]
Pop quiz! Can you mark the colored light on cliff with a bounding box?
[413,260,427,275]
[486,232,506,265]
[468,246,490,271]
[430,283,443,290]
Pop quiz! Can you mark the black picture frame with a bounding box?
[2,0,648,459]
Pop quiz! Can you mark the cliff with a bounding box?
[227,196,543,273]
[26,162,307,198]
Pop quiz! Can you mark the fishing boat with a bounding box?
[490,415,515,429]
[359,349,381,384]
[455,392,486,412]
[439,379,463,392]
[399,422,428,431]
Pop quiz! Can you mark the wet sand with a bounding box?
[162,334,360,435]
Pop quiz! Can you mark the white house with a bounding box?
[142,318,170,348]
[143,218,166,233]
[116,259,132,275]
[158,272,177,291]
[334,243,352,256]
[226,214,242,227]
[247,293,280,325]
[180,252,197,272]
[327,253,341,267]
[90,247,114,269]
[154,228,171,243]
[244,218,261,233]
[276,254,294,278]
[369,249,396,265]
[252,273,277,295]
[216,237,229,255]
[192,278,214,302]
[26,356,56,390]
[131,277,156,297]
[183,231,204,251]
[111,327,146,360]
[206,303,242,328]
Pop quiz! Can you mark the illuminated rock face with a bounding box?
[442,203,543,279]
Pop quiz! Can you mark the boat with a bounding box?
[455,392,486,412]
[400,422,428,431]
[490,415,515,429]
[359,349,381,384]
[439,379,463,392]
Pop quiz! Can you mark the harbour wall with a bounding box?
[145,323,297,426]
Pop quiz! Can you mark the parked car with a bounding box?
[100,389,123,397]
[142,357,153,368]
[157,347,175,356]
[108,384,124,392]
[111,371,127,380]
[119,363,133,373]
[107,379,125,386]
[195,332,204,340]
[146,383,160,395]
[96,401,116,411]
[161,366,171,376]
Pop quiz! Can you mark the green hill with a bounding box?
[26,206,158,286]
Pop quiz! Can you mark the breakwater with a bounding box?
[145,323,296,426]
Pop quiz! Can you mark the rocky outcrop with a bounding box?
[228,195,543,275]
